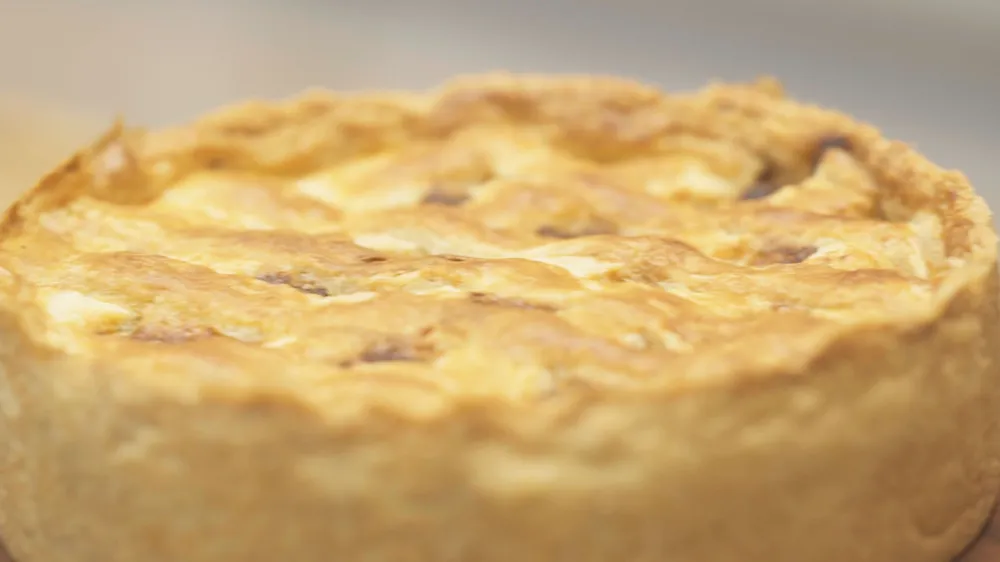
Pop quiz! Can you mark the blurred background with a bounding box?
[0,0,997,222]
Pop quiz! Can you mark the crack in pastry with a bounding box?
[0,74,996,562]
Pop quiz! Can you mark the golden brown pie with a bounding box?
[0,74,996,562]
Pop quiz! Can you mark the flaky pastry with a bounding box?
[0,74,996,562]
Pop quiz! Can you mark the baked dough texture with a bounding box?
[0,74,996,562]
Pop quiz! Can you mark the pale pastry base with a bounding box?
[0,271,996,562]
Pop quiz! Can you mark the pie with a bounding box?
[0,74,996,562]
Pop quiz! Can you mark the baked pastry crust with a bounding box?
[0,74,996,562]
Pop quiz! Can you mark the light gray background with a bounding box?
[1,0,997,219]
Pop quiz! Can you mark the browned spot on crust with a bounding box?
[752,245,818,266]
[256,272,331,297]
[361,342,419,362]
[469,292,558,311]
[422,188,470,206]
[130,325,217,343]
[536,219,618,239]
[351,337,438,365]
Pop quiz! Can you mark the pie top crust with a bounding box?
[0,73,995,421]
